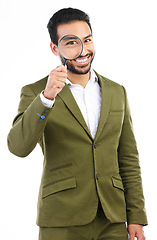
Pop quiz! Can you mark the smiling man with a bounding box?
[7,8,147,240]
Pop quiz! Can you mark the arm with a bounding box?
[7,85,52,157]
[7,65,67,157]
[118,88,148,233]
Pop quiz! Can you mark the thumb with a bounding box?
[56,64,67,72]
[64,64,67,70]
[129,232,135,240]
[128,225,136,240]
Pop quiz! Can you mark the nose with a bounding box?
[80,43,88,56]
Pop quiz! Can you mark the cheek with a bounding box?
[89,42,95,52]
[83,42,94,53]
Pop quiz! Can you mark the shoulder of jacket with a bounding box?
[21,75,49,96]
[94,70,123,89]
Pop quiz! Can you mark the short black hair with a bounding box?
[47,8,92,45]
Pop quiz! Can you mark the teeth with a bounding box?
[76,57,88,63]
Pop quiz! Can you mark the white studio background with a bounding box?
[0,0,156,239]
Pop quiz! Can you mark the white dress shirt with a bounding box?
[40,70,102,138]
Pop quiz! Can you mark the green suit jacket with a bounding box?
[7,71,148,227]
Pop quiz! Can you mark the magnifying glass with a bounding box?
[58,35,83,66]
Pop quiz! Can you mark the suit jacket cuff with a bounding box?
[127,210,148,226]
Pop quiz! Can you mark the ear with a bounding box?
[50,42,60,56]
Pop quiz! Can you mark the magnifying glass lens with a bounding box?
[58,35,83,60]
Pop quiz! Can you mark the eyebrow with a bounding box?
[84,34,93,39]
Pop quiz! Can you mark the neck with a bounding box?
[67,70,91,88]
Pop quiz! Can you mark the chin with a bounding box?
[67,53,94,75]
[67,62,92,75]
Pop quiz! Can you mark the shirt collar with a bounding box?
[66,69,98,86]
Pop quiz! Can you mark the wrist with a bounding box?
[43,90,55,100]
[40,91,55,108]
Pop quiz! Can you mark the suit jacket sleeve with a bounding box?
[7,85,52,157]
[118,87,148,225]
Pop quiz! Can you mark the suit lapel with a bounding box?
[58,72,111,141]
[58,84,93,139]
[94,72,111,141]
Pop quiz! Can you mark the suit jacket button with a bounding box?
[41,115,45,119]
[96,174,101,180]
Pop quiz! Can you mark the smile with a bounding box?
[74,55,91,65]
[76,57,88,63]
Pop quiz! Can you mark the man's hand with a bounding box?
[128,224,145,240]
[44,65,67,100]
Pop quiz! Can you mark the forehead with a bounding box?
[57,21,92,42]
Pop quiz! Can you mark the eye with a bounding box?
[84,38,92,43]
[66,41,77,45]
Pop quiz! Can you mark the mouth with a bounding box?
[74,54,92,66]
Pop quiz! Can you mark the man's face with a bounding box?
[57,21,95,75]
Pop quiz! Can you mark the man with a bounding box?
[7,8,148,240]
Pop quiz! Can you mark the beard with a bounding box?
[60,53,95,75]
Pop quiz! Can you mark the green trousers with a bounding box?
[39,202,128,240]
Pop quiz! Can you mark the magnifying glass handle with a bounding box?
[63,59,67,66]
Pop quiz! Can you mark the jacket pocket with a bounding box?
[110,110,124,116]
[42,177,76,199]
[112,176,124,192]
